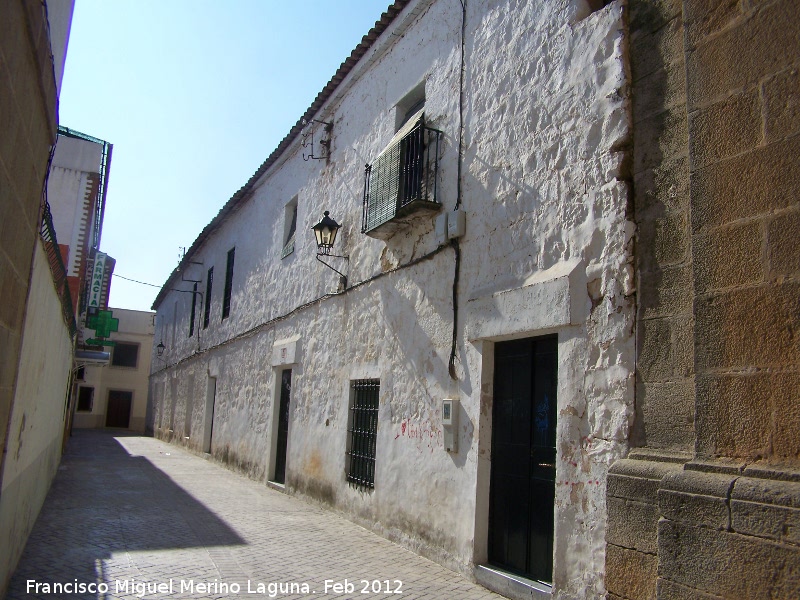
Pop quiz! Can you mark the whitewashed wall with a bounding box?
[0,243,73,589]
[151,1,632,596]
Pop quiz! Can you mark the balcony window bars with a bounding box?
[347,379,380,490]
[362,111,442,236]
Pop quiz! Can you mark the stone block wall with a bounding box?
[608,0,800,598]
[656,464,800,599]
[606,450,685,600]
[607,1,693,596]
[686,0,800,463]
[0,0,58,490]
[0,2,60,594]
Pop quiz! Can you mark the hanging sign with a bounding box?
[88,252,107,308]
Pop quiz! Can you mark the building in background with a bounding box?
[47,126,112,319]
[73,308,155,433]
[0,0,75,594]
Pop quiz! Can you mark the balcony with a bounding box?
[362,114,443,240]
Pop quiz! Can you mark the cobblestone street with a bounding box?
[6,431,502,600]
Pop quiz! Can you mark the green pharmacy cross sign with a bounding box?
[86,309,119,341]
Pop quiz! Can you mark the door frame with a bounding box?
[268,366,294,485]
[105,388,134,428]
[202,376,217,453]
[269,367,292,484]
[473,332,561,588]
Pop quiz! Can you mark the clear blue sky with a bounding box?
[59,0,390,312]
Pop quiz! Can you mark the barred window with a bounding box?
[347,379,379,490]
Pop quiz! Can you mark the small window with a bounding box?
[112,342,139,368]
[76,366,85,380]
[394,81,425,130]
[222,248,235,320]
[203,267,213,329]
[281,198,298,259]
[77,386,94,412]
[346,379,380,490]
[189,282,198,337]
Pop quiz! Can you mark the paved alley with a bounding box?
[6,431,503,600]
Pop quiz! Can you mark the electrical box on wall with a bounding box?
[447,209,466,239]
[442,398,459,453]
[435,210,466,246]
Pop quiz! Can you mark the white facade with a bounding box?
[151,1,633,597]
[48,134,104,278]
[73,308,155,432]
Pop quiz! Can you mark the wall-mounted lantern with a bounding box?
[156,340,165,357]
[312,211,341,255]
[311,211,348,291]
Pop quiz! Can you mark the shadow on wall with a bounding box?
[6,430,246,598]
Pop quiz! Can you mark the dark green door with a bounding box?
[489,336,557,583]
[106,390,132,429]
[273,369,291,484]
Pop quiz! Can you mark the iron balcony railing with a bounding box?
[362,118,442,235]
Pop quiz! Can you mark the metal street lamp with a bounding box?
[312,211,341,255]
[311,211,348,291]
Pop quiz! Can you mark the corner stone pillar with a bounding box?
[607,1,800,598]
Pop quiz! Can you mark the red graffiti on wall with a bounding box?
[394,418,443,452]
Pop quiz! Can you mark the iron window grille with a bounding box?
[347,379,380,490]
[362,112,442,236]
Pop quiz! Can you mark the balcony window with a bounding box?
[203,267,213,329]
[362,109,442,239]
[281,198,298,259]
[222,248,235,320]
